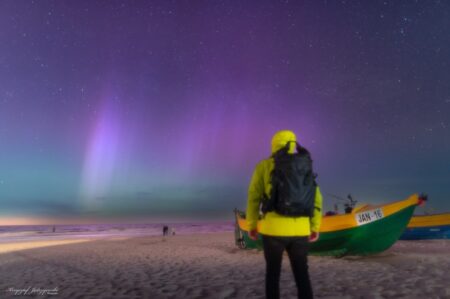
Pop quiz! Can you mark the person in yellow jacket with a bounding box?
[246,130,323,299]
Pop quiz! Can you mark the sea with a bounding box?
[0,221,235,243]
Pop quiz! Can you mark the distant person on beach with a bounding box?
[163,225,169,236]
[246,130,323,299]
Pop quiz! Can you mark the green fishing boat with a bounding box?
[234,194,425,256]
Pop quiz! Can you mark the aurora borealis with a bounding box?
[0,1,449,224]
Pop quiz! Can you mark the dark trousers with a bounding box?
[261,235,313,299]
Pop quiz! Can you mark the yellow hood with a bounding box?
[271,130,297,154]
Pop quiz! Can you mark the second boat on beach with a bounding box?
[400,212,450,240]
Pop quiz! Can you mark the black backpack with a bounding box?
[261,141,317,217]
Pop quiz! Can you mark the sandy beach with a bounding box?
[0,232,449,299]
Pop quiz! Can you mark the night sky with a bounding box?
[1,1,449,224]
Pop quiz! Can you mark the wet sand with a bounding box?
[0,232,448,298]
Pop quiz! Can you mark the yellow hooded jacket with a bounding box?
[246,130,323,236]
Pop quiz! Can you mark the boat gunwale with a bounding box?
[235,194,419,233]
